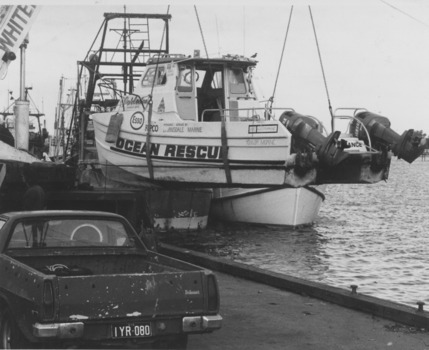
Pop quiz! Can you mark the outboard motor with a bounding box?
[279,111,350,167]
[351,111,426,163]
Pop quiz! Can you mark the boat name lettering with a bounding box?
[0,6,37,52]
[116,137,160,156]
[114,138,221,160]
[130,112,144,130]
[246,139,276,146]
[145,124,159,132]
[164,145,221,159]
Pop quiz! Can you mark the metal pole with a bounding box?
[14,35,30,150]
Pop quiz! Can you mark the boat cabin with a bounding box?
[128,54,262,122]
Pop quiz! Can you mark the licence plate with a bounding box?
[112,323,152,338]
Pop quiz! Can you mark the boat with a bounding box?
[84,11,427,234]
[91,53,426,189]
[210,185,326,228]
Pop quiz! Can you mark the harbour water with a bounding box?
[161,158,429,307]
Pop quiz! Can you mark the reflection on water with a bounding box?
[160,159,429,307]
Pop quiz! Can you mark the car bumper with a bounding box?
[33,314,222,340]
[182,315,222,332]
[33,322,84,339]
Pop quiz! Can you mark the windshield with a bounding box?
[7,218,136,249]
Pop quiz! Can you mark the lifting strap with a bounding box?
[218,99,232,184]
[145,98,154,180]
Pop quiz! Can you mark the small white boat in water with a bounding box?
[210,185,326,227]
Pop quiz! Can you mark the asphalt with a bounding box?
[187,272,429,350]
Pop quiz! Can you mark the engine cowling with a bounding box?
[351,111,426,163]
[279,110,349,167]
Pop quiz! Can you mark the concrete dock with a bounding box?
[188,272,429,350]
[159,244,429,349]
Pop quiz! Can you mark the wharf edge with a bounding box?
[159,243,429,329]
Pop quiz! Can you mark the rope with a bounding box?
[146,5,170,180]
[194,5,209,58]
[308,5,334,130]
[269,6,294,110]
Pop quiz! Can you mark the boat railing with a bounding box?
[201,107,300,122]
[201,107,330,136]
[332,107,374,152]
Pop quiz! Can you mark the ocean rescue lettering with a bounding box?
[0,6,37,52]
[114,137,221,160]
[164,145,220,159]
[116,137,160,156]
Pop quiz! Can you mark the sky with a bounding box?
[2,0,429,136]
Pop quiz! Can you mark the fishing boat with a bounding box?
[85,11,426,232]
[210,185,326,228]
[91,52,425,189]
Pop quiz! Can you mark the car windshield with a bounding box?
[6,217,136,249]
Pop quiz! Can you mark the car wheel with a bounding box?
[0,310,31,349]
[154,335,188,349]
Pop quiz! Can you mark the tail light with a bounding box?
[42,280,55,320]
[207,274,219,312]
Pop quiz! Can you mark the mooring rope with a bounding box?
[146,5,170,180]
[308,5,334,131]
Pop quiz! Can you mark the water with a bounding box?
[160,158,429,307]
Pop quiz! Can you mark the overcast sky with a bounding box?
[2,0,429,135]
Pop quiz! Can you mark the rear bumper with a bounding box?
[33,322,84,339]
[182,315,223,332]
[33,314,222,340]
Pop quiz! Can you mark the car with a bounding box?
[0,210,222,349]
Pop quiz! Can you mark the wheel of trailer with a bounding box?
[0,310,31,349]
[154,335,188,349]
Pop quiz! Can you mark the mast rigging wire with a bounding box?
[269,6,293,110]
[308,5,334,131]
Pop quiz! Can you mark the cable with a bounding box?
[309,5,334,131]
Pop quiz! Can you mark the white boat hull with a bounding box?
[92,111,317,188]
[210,185,326,227]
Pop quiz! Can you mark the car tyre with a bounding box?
[0,310,32,349]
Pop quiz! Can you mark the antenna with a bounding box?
[243,7,245,56]
[194,5,209,58]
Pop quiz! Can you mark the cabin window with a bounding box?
[178,65,193,92]
[211,71,223,89]
[228,68,246,94]
[141,66,167,87]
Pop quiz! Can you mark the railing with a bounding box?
[332,107,374,152]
